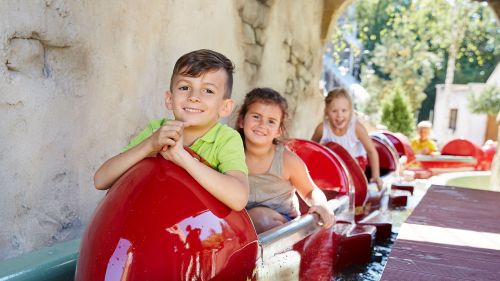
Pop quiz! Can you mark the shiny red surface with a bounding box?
[325,136,395,237]
[407,138,497,173]
[368,134,398,176]
[294,228,340,280]
[286,139,350,198]
[417,159,477,170]
[76,156,258,281]
[414,139,481,171]
[441,138,482,158]
[286,139,382,276]
[480,141,497,170]
[335,223,376,266]
[323,142,368,217]
[382,131,415,163]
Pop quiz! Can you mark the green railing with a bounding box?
[0,239,80,281]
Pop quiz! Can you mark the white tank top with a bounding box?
[320,115,366,158]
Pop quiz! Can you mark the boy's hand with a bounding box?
[308,205,335,228]
[149,120,185,152]
[157,121,192,165]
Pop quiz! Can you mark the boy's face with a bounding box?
[165,68,233,131]
[418,127,430,140]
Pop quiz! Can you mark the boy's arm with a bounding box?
[177,153,249,211]
[94,121,181,190]
[355,121,383,189]
[159,125,249,211]
[94,140,156,190]
[311,123,323,143]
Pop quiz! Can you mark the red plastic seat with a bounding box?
[441,138,483,158]
[322,142,368,219]
[286,139,350,199]
[441,139,483,169]
[324,141,392,241]
[287,139,392,241]
[367,133,399,178]
[286,140,380,267]
[382,131,415,163]
[76,156,258,281]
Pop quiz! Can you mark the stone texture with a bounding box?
[6,38,45,78]
[242,23,256,44]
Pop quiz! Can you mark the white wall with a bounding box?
[433,84,488,147]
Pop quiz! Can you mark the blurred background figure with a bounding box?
[411,121,438,155]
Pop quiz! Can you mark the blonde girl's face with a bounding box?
[239,101,283,146]
[325,97,352,130]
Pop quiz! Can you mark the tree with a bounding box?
[357,0,445,114]
[347,0,500,119]
[468,84,500,115]
[381,83,415,137]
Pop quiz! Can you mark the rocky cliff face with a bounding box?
[0,0,345,259]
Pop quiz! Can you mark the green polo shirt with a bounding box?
[124,119,248,174]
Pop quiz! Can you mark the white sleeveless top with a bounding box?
[320,116,366,158]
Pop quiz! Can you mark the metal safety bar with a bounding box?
[257,195,349,262]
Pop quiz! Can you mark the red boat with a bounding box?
[76,137,407,280]
[382,131,497,179]
[0,134,410,280]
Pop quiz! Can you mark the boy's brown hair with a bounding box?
[170,49,235,99]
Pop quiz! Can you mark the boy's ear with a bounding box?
[164,91,173,110]
[218,99,234,118]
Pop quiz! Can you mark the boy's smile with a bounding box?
[166,69,233,133]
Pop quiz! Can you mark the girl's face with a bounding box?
[239,101,283,146]
[325,97,352,130]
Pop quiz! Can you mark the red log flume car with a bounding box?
[76,137,407,280]
[382,131,497,179]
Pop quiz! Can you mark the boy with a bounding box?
[94,49,249,211]
[411,121,438,155]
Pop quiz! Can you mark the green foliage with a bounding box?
[381,84,415,137]
[347,0,500,118]
[468,84,500,115]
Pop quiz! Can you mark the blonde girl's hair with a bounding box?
[236,88,289,145]
[324,88,353,108]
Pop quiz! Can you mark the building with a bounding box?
[433,64,499,146]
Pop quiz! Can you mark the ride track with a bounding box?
[10,131,481,280]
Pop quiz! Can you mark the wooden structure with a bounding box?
[381,185,500,280]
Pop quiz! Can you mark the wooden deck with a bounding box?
[381,185,500,281]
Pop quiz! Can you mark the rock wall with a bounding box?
[0,0,347,260]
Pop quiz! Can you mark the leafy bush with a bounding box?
[381,84,415,137]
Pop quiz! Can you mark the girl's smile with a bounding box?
[325,97,352,133]
[240,101,283,146]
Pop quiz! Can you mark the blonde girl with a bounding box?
[312,88,382,190]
